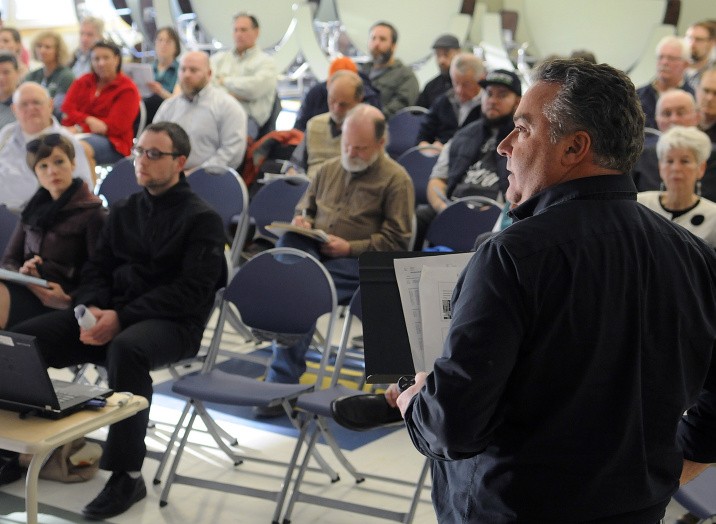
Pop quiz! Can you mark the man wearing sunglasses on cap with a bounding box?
[0,82,92,212]
[11,121,226,520]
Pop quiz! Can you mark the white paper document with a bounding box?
[123,63,154,98]
[393,252,472,373]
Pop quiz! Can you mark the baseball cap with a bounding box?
[432,34,460,50]
[479,69,522,96]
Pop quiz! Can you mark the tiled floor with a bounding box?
[0,316,704,523]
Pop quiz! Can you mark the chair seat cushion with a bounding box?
[295,384,364,417]
[172,369,313,408]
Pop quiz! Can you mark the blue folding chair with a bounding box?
[0,205,19,256]
[157,247,340,523]
[187,165,250,269]
[248,175,310,244]
[386,106,429,160]
[94,157,142,207]
[424,196,502,252]
[281,288,430,523]
[673,467,716,523]
[397,145,440,206]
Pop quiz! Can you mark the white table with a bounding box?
[0,394,148,524]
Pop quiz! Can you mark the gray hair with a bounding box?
[532,58,645,174]
[656,125,712,165]
[656,35,689,61]
[12,81,50,104]
[450,52,485,81]
[80,16,105,36]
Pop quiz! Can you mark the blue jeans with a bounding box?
[81,134,124,165]
[265,233,359,384]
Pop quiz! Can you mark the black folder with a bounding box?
[358,251,446,384]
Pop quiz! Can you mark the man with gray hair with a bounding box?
[255,103,414,416]
[0,82,92,211]
[637,35,695,129]
[416,52,485,150]
[397,58,716,522]
[70,16,104,77]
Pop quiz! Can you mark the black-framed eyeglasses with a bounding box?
[131,146,181,160]
[26,133,62,154]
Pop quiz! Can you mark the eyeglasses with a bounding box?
[26,133,62,153]
[131,146,181,160]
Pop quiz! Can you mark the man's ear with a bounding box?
[562,130,591,166]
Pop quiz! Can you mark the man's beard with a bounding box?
[341,150,380,173]
[372,48,393,66]
[483,112,514,128]
[181,80,207,98]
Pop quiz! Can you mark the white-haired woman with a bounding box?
[637,125,716,248]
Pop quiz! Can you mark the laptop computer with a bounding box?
[0,331,113,419]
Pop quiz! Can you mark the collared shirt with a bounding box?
[404,174,716,523]
[152,59,179,93]
[209,45,277,126]
[361,59,419,119]
[0,95,15,131]
[457,94,481,126]
[296,153,414,256]
[71,50,92,78]
[154,83,248,171]
[25,66,75,99]
[0,118,93,211]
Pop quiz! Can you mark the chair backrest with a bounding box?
[0,205,20,257]
[385,107,429,160]
[95,157,142,207]
[329,288,363,388]
[217,247,338,383]
[187,165,250,268]
[249,176,310,242]
[396,145,440,206]
[424,197,502,252]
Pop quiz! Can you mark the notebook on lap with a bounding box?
[0,331,113,419]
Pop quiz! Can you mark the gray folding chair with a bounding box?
[156,247,340,523]
[423,196,502,252]
[673,467,716,523]
[281,289,431,523]
[0,205,19,256]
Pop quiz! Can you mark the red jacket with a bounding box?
[61,72,140,157]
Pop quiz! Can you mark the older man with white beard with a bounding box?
[253,104,414,417]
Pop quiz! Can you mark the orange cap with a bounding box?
[328,56,358,76]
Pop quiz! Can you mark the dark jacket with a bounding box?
[415,72,452,109]
[405,175,716,523]
[417,89,482,145]
[446,117,514,198]
[1,181,105,295]
[72,176,226,343]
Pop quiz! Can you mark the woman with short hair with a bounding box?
[0,133,105,329]
[637,125,716,248]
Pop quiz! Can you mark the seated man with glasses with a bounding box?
[11,121,227,520]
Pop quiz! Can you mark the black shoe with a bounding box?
[252,403,288,419]
[82,471,146,520]
[675,513,699,524]
[0,452,21,486]
[331,394,403,431]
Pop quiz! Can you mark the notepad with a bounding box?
[265,221,330,243]
[0,268,50,288]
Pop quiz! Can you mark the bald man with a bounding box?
[291,70,365,179]
[0,82,92,210]
[154,51,248,172]
[256,104,415,416]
